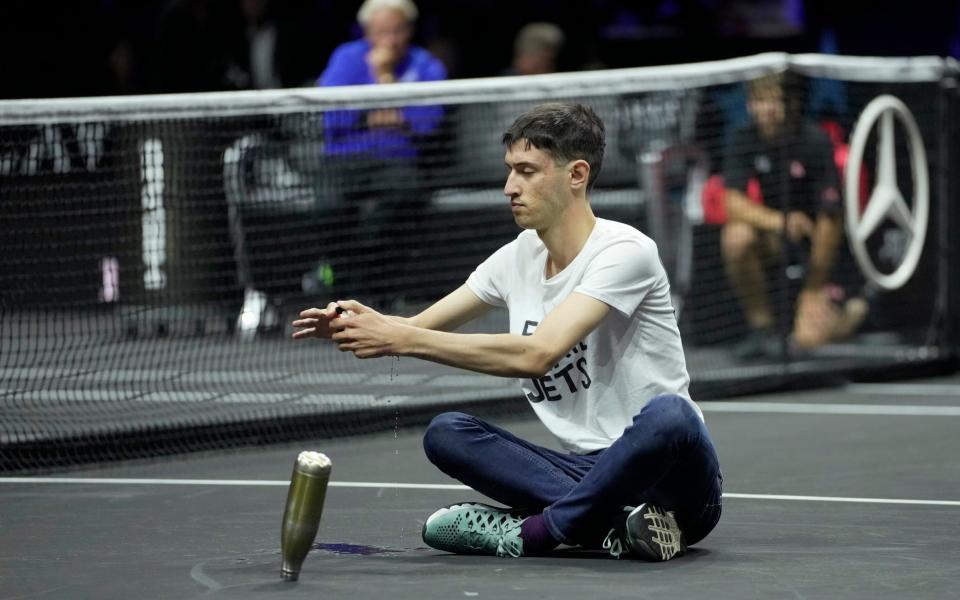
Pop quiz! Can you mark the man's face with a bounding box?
[364,9,412,56]
[503,141,571,230]
[749,86,786,139]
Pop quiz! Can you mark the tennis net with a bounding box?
[2,53,957,471]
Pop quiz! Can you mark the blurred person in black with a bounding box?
[720,72,864,358]
[228,0,331,89]
[153,0,331,93]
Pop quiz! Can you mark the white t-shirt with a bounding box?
[466,218,701,454]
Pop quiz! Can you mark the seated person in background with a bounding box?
[721,72,861,358]
[314,0,447,302]
[503,22,566,76]
[318,0,446,159]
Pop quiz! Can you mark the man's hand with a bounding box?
[366,45,399,82]
[785,211,814,243]
[366,108,405,128]
[291,302,343,340]
[329,300,404,359]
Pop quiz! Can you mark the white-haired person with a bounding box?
[310,0,447,303]
[318,0,446,155]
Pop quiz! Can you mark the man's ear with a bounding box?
[569,159,590,190]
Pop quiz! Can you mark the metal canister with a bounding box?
[280,451,332,581]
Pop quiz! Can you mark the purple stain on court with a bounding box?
[312,542,401,556]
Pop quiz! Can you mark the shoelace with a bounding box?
[602,529,625,559]
[495,526,523,558]
[644,510,683,560]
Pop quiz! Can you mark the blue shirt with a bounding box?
[318,39,447,158]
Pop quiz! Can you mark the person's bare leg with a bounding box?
[794,291,869,348]
[721,222,773,329]
[793,213,844,347]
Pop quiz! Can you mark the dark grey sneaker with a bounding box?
[602,504,687,561]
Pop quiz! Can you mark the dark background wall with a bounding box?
[0,0,957,99]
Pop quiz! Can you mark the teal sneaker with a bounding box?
[602,503,687,561]
[422,503,526,557]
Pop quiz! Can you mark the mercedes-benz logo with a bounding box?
[845,95,929,291]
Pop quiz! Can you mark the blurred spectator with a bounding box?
[102,2,166,96]
[719,72,863,358]
[229,0,329,89]
[238,0,282,89]
[153,0,238,92]
[311,0,448,302]
[318,0,446,157]
[503,22,566,76]
[153,0,329,93]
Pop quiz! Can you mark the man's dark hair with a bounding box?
[502,103,605,188]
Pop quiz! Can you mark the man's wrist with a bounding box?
[392,322,417,356]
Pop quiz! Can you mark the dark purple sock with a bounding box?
[519,513,560,555]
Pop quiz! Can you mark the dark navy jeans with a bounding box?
[422,394,723,547]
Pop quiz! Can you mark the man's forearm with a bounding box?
[387,309,469,331]
[725,189,782,232]
[394,325,551,378]
[390,285,492,333]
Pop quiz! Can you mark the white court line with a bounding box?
[698,401,960,416]
[1,478,958,507]
[723,493,960,507]
[0,477,467,490]
[845,383,960,397]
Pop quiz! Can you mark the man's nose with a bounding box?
[504,173,520,197]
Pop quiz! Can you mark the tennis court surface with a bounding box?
[2,374,958,600]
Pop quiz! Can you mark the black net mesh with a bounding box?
[1,54,956,471]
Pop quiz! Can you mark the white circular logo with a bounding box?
[845,95,929,291]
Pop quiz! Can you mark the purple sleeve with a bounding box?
[401,56,447,135]
[318,45,365,143]
[318,45,361,87]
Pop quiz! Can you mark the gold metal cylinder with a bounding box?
[280,451,332,581]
